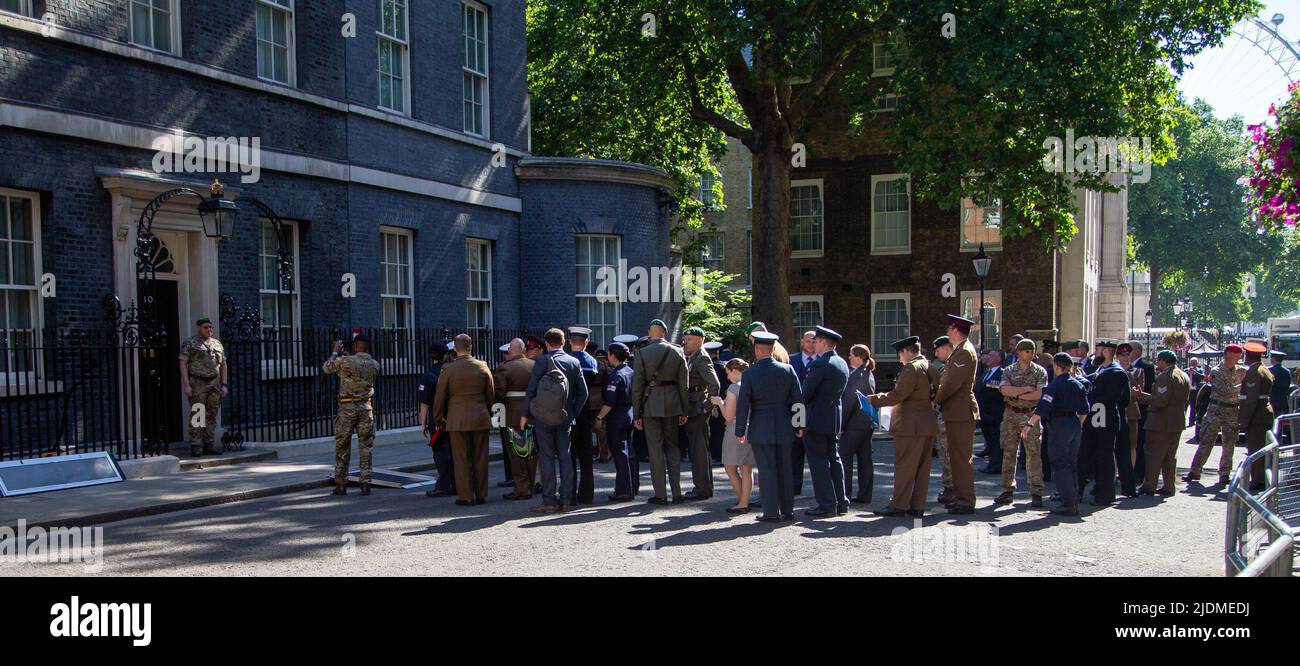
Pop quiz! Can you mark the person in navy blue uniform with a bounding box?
[735,331,803,523]
[418,342,455,497]
[1079,339,1129,505]
[613,334,648,463]
[598,342,638,501]
[801,326,851,517]
[1270,350,1292,443]
[789,330,818,495]
[566,326,600,505]
[1025,353,1090,515]
[975,349,1005,470]
[719,337,736,362]
[522,328,589,513]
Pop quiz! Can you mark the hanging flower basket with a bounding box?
[1162,329,1190,352]
[1243,82,1300,230]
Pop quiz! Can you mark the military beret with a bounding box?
[1053,352,1075,366]
[1270,349,1287,358]
[567,326,592,338]
[946,314,975,332]
[1243,341,1267,354]
[1016,339,1037,352]
[683,327,706,338]
[608,342,629,354]
[1225,343,1244,354]
[525,336,544,349]
[352,333,370,344]
[892,335,921,352]
[746,321,766,334]
[196,317,212,326]
[1116,342,1133,355]
[932,335,951,349]
[814,325,842,342]
[649,319,668,330]
[1042,339,1060,350]
[751,331,779,345]
[612,334,639,345]
[1157,350,1178,365]
[703,341,723,351]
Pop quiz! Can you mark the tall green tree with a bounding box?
[1131,98,1300,326]
[528,0,1254,340]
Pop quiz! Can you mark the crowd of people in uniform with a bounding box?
[317,312,1292,523]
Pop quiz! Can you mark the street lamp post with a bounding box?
[972,243,992,351]
[1145,309,1153,358]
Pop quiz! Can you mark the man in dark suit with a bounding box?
[839,344,877,504]
[975,349,1005,474]
[735,331,803,523]
[801,326,851,517]
[521,328,589,514]
[790,330,818,495]
[433,334,497,506]
[1269,350,1292,443]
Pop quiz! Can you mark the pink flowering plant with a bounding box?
[1244,82,1300,230]
[1163,329,1191,352]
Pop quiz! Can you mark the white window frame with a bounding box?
[747,166,753,209]
[959,195,1003,252]
[790,178,824,259]
[0,188,43,387]
[258,219,303,374]
[466,238,493,329]
[376,0,411,115]
[129,0,183,56]
[698,233,724,272]
[790,295,824,332]
[255,0,296,87]
[872,93,900,113]
[575,234,621,348]
[0,0,32,17]
[462,1,490,138]
[960,289,1003,351]
[379,226,415,335]
[745,229,752,289]
[870,293,911,360]
[698,171,720,211]
[872,35,898,77]
[870,173,911,256]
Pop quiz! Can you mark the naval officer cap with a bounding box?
[813,325,842,342]
[892,335,921,352]
[946,314,975,333]
[612,334,639,345]
[703,341,723,351]
[1271,349,1287,359]
[567,326,592,339]
[751,331,779,346]
[498,343,511,353]
[1096,338,1119,349]
[932,335,951,350]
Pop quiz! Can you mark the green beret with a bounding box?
[1157,350,1178,365]
[683,327,706,338]
[196,317,212,326]
[649,319,667,329]
[746,321,766,334]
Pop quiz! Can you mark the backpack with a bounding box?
[531,354,571,427]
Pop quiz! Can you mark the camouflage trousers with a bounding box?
[333,401,375,484]
[936,413,951,488]
[1000,410,1044,495]
[187,376,222,450]
[1189,404,1240,479]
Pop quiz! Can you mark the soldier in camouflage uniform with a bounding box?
[1185,343,1247,485]
[929,336,953,504]
[995,339,1048,506]
[324,333,381,495]
[178,317,227,456]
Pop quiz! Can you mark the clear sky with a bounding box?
[1176,0,1299,125]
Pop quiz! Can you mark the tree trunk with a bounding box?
[750,120,795,346]
[1147,265,1161,329]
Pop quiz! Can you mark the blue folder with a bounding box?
[855,389,879,423]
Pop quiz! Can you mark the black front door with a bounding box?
[138,280,183,445]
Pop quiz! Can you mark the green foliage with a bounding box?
[681,268,752,351]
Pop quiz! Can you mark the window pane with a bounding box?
[152,7,171,52]
[131,2,150,47]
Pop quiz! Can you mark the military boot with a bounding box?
[994,490,1014,505]
[936,487,955,504]
[1030,494,1043,508]
[359,482,371,496]
[332,484,347,496]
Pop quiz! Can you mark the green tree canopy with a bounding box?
[528,0,1256,341]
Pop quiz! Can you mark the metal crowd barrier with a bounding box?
[1224,413,1300,576]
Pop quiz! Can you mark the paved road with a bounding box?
[1,428,1231,576]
